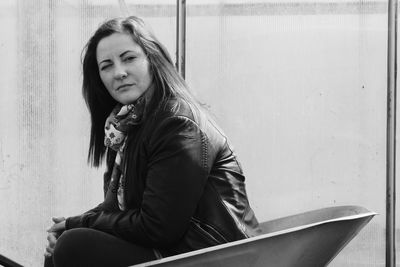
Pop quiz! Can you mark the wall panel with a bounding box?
[0,0,394,266]
[185,1,387,266]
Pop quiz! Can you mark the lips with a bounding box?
[116,84,134,91]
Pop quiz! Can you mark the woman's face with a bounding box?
[96,32,153,105]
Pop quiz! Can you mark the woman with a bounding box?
[44,16,260,267]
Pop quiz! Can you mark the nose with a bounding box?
[113,63,127,80]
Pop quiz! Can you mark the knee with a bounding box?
[53,228,87,266]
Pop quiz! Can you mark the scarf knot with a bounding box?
[104,97,146,151]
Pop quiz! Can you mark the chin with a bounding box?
[116,94,141,105]
[118,99,134,105]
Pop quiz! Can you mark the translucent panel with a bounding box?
[0,1,175,266]
[186,1,387,266]
[0,0,394,266]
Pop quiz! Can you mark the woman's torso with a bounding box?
[105,98,260,256]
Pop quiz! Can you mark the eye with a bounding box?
[100,64,112,71]
[124,56,136,62]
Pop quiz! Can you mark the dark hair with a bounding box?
[82,16,203,167]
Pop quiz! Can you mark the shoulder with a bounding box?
[156,97,196,122]
[145,97,199,133]
[141,98,205,146]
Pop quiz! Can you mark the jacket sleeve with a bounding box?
[65,116,210,247]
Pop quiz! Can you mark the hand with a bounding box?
[47,217,66,233]
[44,217,65,258]
[44,232,58,258]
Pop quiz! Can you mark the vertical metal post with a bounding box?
[387,0,397,266]
[176,0,186,79]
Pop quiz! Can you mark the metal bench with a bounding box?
[132,205,376,267]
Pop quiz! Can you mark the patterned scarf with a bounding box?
[103,96,146,211]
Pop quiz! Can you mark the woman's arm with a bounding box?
[65,116,209,247]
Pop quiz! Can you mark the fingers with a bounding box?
[44,217,64,259]
[44,232,59,258]
[44,250,52,258]
[47,232,57,247]
[52,216,65,223]
[47,217,66,233]
[46,245,54,255]
[47,220,66,233]
[44,244,54,258]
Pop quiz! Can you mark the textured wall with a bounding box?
[185,2,389,266]
[0,0,395,266]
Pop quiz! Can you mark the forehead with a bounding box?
[96,32,143,61]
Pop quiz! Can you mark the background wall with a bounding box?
[0,0,395,266]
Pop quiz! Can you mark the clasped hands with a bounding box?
[44,217,66,258]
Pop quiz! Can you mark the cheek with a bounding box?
[136,59,151,81]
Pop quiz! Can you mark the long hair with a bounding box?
[82,16,204,167]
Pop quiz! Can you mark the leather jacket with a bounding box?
[66,97,260,257]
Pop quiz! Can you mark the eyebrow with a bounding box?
[120,50,135,57]
[99,50,136,65]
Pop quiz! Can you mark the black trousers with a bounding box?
[44,228,157,267]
